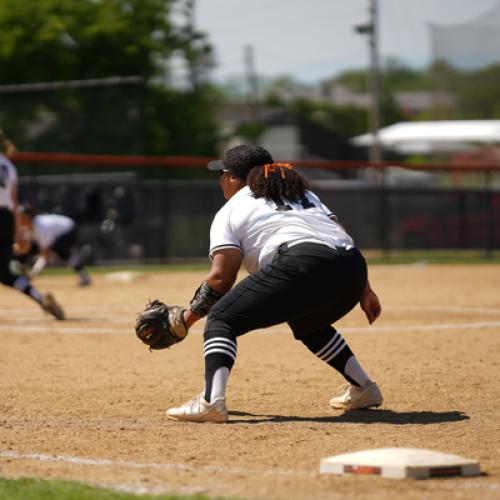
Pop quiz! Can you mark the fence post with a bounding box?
[484,169,493,259]
[379,166,390,259]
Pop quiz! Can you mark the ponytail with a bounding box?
[247,163,310,203]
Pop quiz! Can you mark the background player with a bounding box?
[18,203,91,287]
[0,130,65,320]
[164,144,383,422]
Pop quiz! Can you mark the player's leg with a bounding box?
[167,246,312,421]
[290,323,382,410]
[52,228,90,286]
[167,243,380,421]
[287,247,383,410]
[168,244,363,421]
[204,245,368,401]
[291,324,370,386]
[0,211,64,320]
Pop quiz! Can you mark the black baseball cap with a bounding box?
[207,144,273,180]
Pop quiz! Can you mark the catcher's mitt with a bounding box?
[135,300,188,350]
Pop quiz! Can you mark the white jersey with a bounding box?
[32,214,75,250]
[0,153,18,211]
[209,186,354,274]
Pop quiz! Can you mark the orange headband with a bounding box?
[263,163,293,179]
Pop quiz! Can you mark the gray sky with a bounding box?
[195,0,499,83]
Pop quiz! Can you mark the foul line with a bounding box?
[1,321,500,336]
[276,321,500,335]
[2,303,500,316]
[0,450,313,478]
[0,450,498,494]
[0,324,205,335]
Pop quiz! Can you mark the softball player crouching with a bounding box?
[167,144,383,422]
[18,204,91,287]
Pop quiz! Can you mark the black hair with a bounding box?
[247,164,310,205]
[213,144,274,180]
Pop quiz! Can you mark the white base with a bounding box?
[105,271,146,283]
[320,447,480,479]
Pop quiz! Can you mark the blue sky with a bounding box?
[195,0,499,83]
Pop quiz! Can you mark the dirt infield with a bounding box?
[1,264,499,499]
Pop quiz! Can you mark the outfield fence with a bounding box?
[12,152,500,263]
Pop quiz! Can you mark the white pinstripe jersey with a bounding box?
[209,186,354,274]
[32,214,75,250]
[0,153,18,211]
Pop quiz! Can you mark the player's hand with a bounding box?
[360,288,381,324]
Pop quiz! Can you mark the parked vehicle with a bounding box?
[398,193,500,249]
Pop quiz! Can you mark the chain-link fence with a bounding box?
[15,156,500,263]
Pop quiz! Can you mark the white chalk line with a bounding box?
[1,303,500,336]
[0,450,314,479]
[0,450,498,494]
[0,324,205,335]
[0,304,142,315]
[386,304,500,315]
[327,321,500,334]
[2,303,500,316]
[1,321,500,336]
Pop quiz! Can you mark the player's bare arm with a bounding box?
[183,248,242,328]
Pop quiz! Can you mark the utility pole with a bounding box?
[355,0,383,166]
[244,44,260,114]
[185,0,199,90]
[243,44,261,133]
[355,1,389,257]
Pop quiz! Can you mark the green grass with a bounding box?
[363,249,500,265]
[42,262,211,275]
[32,250,500,278]
[0,477,217,500]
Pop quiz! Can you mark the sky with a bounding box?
[195,0,499,84]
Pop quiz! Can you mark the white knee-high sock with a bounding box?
[209,367,230,401]
[344,356,371,387]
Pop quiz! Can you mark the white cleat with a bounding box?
[41,292,65,320]
[330,381,383,411]
[166,394,228,423]
[78,275,91,287]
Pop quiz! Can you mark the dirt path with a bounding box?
[1,264,499,499]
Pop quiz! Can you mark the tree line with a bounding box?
[0,0,499,165]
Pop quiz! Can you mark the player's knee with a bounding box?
[203,317,237,343]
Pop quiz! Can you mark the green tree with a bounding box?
[459,64,500,119]
[0,0,219,159]
[0,0,177,83]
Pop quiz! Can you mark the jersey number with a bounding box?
[0,164,9,188]
[272,193,315,211]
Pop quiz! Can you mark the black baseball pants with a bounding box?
[51,227,78,261]
[0,208,17,286]
[205,242,367,341]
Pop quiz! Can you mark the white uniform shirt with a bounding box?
[32,214,75,250]
[0,153,18,211]
[209,186,354,274]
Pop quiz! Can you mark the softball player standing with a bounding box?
[167,144,383,422]
[0,130,65,320]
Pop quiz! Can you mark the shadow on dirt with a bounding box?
[228,409,469,425]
